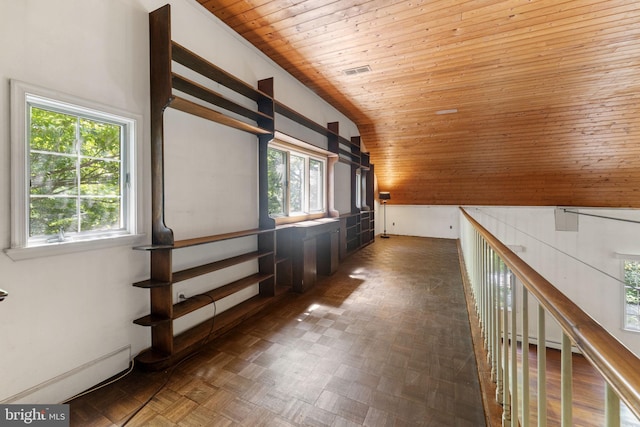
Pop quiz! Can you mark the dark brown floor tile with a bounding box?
[178,378,217,405]
[119,404,159,427]
[162,396,199,424]
[362,407,394,427]
[174,405,219,426]
[200,387,235,411]
[301,404,336,427]
[219,396,258,423]
[69,237,488,426]
[219,373,254,396]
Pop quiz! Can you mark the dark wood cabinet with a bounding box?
[276,219,340,293]
[317,227,340,276]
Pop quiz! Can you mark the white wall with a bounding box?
[0,0,358,403]
[461,207,640,356]
[375,204,460,239]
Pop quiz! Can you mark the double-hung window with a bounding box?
[267,140,327,221]
[8,81,140,259]
[623,259,640,331]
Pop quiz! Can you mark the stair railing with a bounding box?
[460,207,640,427]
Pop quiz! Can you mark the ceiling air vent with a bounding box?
[342,65,372,76]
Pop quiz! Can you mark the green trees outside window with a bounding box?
[29,106,124,239]
[267,147,286,216]
[289,154,304,213]
[624,260,640,331]
[309,158,323,212]
[267,144,326,218]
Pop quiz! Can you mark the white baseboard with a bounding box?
[513,334,581,354]
[1,346,130,404]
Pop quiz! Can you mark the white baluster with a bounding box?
[605,383,620,427]
[495,252,503,403]
[503,261,511,426]
[511,271,518,427]
[522,288,530,427]
[561,333,573,426]
[538,305,547,427]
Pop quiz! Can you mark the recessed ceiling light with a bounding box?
[342,65,372,76]
[435,108,458,115]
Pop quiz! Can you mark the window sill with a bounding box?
[4,233,146,261]
[273,212,327,226]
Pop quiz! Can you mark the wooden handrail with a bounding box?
[460,207,640,420]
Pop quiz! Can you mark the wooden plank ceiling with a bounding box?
[198,0,640,207]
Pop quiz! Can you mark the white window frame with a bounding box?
[6,80,143,260]
[621,255,640,332]
[355,168,362,209]
[268,133,329,223]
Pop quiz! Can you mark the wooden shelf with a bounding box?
[173,229,273,248]
[173,251,271,283]
[133,278,170,289]
[136,290,292,370]
[132,251,271,288]
[171,41,268,103]
[134,228,273,251]
[172,73,272,123]
[173,294,272,348]
[173,273,273,319]
[274,104,364,165]
[275,256,288,265]
[133,227,276,369]
[169,96,271,135]
[133,313,171,327]
[274,101,329,136]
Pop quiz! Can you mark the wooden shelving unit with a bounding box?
[132,228,278,369]
[360,211,373,246]
[133,5,283,370]
[134,4,375,370]
[360,151,375,247]
[334,131,376,260]
[339,211,374,260]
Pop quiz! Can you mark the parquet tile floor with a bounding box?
[69,236,486,426]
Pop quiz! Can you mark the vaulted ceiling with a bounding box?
[197,0,640,207]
